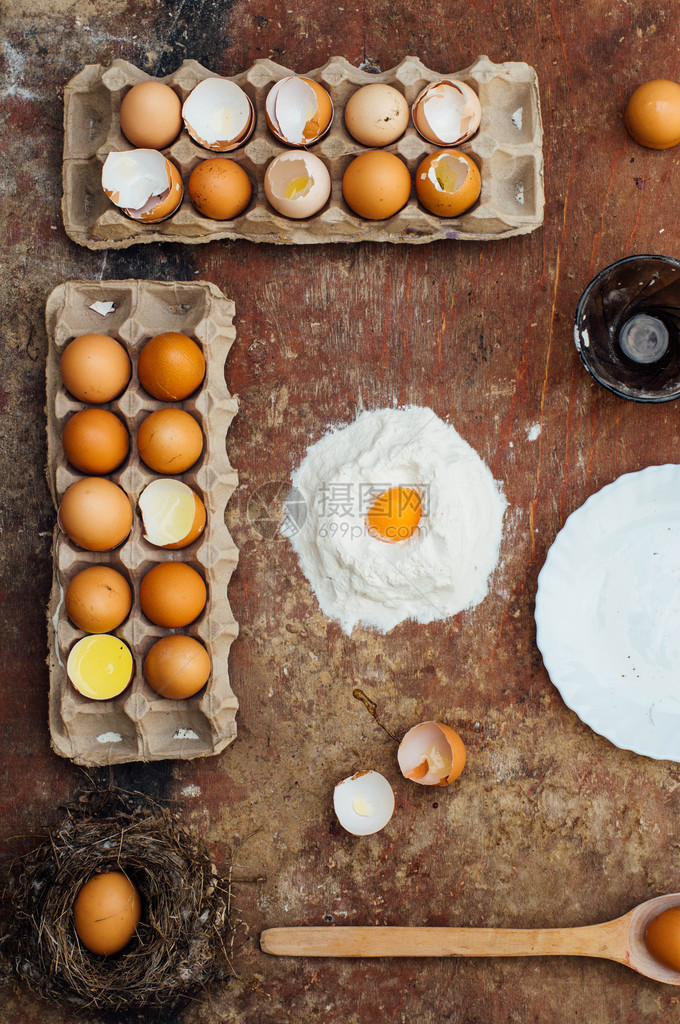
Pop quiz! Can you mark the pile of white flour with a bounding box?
[283,407,506,634]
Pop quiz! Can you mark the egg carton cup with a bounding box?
[45,280,239,766]
[62,55,544,248]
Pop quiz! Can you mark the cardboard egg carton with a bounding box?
[45,280,239,766]
[62,55,544,248]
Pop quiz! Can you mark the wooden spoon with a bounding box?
[261,894,680,984]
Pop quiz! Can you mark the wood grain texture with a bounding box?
[3,1,680,1023]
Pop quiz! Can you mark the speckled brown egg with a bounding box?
[188,158,252,219]
[65,565,132,633]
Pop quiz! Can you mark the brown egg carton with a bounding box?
[45,280,239,766]
[62,54,544,248]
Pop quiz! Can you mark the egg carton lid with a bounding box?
[46,279,239,766]
[62,54,544,248]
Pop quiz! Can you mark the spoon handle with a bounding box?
[261,920,630,962]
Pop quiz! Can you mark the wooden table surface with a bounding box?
[3,2,680,1022]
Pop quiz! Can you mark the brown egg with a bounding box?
[62,409,129,475]
[144,634,211,699]
[74,871,141,956]
[137,408,203,473]
[188,158,252,219]
[120,80,182,149]
[344,84,409,146]
[342,151,411,220]
[624,79,680,149]
[139,562,207,627]
[415,150,481,217]
[65,566,132,633]
[60,334,131,404]
[58,478,133,551]
[137,332,205,401]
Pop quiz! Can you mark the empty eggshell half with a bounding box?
[102,149,183,222]
[182,78,255,151]
[265,76,333,146]
[412,80,481,146]
[138,478,206,549]
[264,151,331,218]
[397,722,466,786]
[333,770,395,836]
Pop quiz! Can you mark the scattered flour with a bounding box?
[284,407,506,634]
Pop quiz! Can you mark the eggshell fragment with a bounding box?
[397,721,466,786]
[182,78,255,151]
[74,871,141,955]
[264,151,331,218]
[102,150,183,222]
[265,76,333,145]
[138,478,206,549]
[333,770,395,835]
[412,80,481,146]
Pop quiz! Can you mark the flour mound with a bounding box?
[284,407,506,634]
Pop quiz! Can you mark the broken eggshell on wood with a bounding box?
[102,150,183,222]
[411,80,481,146]
[397,721,466,786]
[333,770,395,836]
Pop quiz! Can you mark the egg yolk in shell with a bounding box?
[366,486,423,542]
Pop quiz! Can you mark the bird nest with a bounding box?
[7,787,231,1013]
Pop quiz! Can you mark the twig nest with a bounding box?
[397,722,466,786]
[8,788,230,1012]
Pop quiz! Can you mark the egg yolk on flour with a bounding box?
[366,486,423,542]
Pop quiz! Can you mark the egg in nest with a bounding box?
[283,407,506,634]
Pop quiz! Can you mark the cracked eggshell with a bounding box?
[415,149,481,217]
[182,78,255,151]
[102,150,183,222]
[138,478,206,549]
[344,83,409,147]
[264,151,331,218]
[397,721,466,786]
[412,80,481,146]
[333,770,395,836]
[265,76,333,146]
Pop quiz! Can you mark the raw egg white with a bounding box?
[144,635,211,699]
[397,722,466,786]
[62,409,129,475]
[60,334,130,404]
[415,150,481,217]
[182,78,255,151]
[412,80,481,146]
[65,566,132,633]
[139,562,207,627]
[188,158,252,219]
[264,151,331,218]
[265,76,333,146]
[333,771,395,836]
[137,332,205,401]
[624,79,680,149]
[119,81,182,149]
[342,151,411,220]
[74,871,141,955]
[58,478,133,551]
[344,83,409,146]
[102,150,183,222]
[137,408,203,474]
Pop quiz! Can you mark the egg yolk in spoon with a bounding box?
[366,486,423,543]
[645,906,680,971]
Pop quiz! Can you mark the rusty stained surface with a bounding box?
[2,1,680,1022]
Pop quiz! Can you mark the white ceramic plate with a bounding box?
[535,465,680,761]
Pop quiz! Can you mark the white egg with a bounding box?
[333,771,395,836]
[264,151,331,219]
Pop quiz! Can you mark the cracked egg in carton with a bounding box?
[62,55,544,248]
[46,280,239,766]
